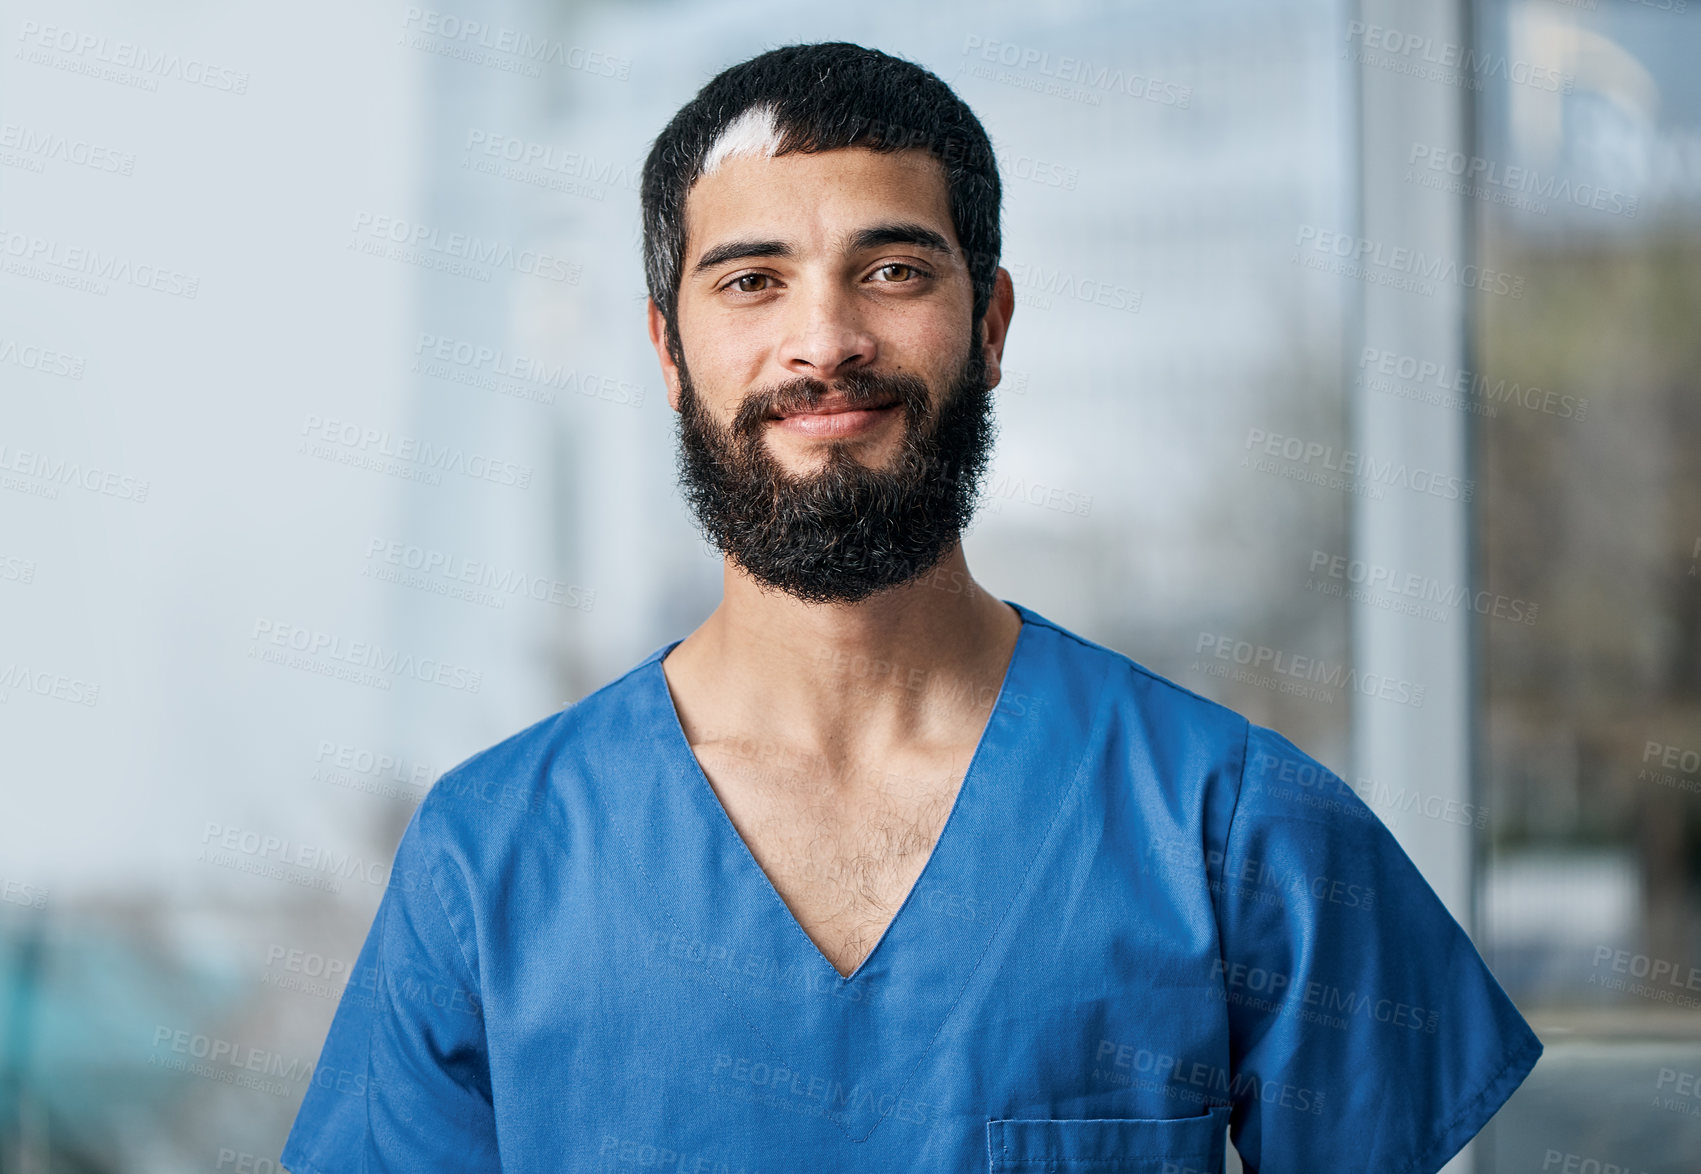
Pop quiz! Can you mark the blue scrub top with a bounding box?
[281,601,1541,1173]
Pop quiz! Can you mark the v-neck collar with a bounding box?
[652,602,1034,985]
[607,600,1112,1144]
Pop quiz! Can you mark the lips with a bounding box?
[769,395,900,420]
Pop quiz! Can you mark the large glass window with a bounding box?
[1474,1,1701,1169]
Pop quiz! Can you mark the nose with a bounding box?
[780,280,877,382]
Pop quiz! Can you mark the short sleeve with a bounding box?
[281,807,500,1173]
[1214,724,1542,1174]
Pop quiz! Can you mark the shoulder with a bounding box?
[1014,602,1252,766]
[401,646,668,872]
[1007,605,1375,860]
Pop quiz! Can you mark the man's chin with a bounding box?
[762,438,904,482]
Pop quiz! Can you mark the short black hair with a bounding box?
[640,42,1002,364]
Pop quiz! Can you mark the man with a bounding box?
[282,42,1540,1174]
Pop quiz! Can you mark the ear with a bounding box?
[977,267,1016,390]
[646,298,685,412]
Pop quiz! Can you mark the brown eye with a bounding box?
[731,274,771,293]
[873,263,917,282]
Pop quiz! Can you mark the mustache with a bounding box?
[728,369,933,437]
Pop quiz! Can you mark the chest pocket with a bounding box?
[986,1105,1230,1172]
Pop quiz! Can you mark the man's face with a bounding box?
[647,145,1012,604]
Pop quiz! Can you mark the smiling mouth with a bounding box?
[768,397,901,421]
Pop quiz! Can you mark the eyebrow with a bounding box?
[688,221,955,279]
[848,222,954,257]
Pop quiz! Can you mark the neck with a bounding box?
[662,542,1022,763]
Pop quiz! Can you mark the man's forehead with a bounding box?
[682,145,955,257]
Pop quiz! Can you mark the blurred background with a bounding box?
[1,0,1697,1170]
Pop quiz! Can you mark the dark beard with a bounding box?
[673,332,997,605]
